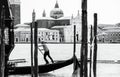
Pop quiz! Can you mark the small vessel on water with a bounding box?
[8,57,73,75]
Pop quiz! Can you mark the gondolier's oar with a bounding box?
[38,48,44,55]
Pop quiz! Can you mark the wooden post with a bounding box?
[93,13,97,77]
[73,25,76,55]
[89,25,93,77]
[73,25,76,69]
[33,10,38,77]
[31,10,34,77]
[81,0,88,77]
[0,5,5,77]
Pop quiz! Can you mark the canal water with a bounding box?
[8,44,120,77]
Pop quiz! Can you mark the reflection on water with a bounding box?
[97,64,120,77]
[8,64,120,77]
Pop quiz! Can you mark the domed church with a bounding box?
[36,1,71,29]
[50,1,64,19]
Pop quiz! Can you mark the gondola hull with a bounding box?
[8,58,73,75]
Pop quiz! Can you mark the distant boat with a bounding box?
[8,57,73,75]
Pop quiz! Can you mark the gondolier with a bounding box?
[40,41,54,64]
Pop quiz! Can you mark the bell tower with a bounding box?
[9,0,21,26]
[42,10,46,17]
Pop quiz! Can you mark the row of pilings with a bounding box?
[80,0,98,77]
[0,0,15,77]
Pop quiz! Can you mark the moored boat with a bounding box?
[8,57,73,75]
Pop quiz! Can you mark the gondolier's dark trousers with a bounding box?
[44,51,54,64]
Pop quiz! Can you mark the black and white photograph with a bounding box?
[0,0,120,77]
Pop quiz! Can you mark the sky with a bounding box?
[20,0,120,25]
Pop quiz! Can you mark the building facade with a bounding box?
[13,1,82,43]
[64,12,81,43]
[97,24,120,43]
[52,12,82,43]
[14,24,60,43]
[64,25,81,43]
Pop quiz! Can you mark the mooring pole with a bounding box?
[81,0,88,77]
[93,13,98,77]
[74,25,76,55]
[31,10,34,77]
[89,25,93,77]
[73,25,76,70]
[33,10,38,77]
[0,5,5,77]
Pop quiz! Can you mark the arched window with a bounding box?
[26,38,28,42]
[39,38,41,42]
[76,34,79,41]
[16,38,18,42]
[52,35,55,40]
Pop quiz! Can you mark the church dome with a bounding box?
[50,1,64,19]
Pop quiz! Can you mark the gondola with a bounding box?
[8,57,73,75]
